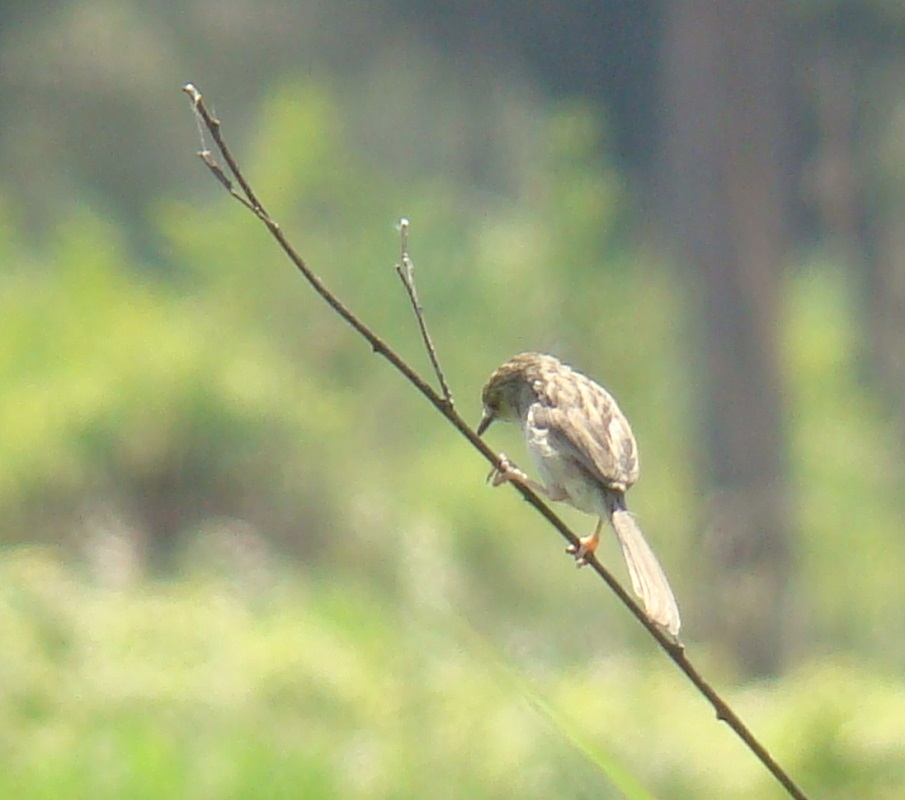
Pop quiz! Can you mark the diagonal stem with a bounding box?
[395,218,455,408]
[182,83,813,800]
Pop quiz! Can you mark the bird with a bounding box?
[477,352,681,637]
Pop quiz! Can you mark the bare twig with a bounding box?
[395,218,454,408]
[182,83,813,800]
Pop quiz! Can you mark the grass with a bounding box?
[0,545,903,799]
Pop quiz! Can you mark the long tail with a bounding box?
[607,497,681,637]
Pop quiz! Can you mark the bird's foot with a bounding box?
[566,533,598,568]
[487,454,529,487]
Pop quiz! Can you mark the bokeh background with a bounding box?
[1,2,904,797]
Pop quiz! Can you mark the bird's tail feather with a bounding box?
[610,508,681,637]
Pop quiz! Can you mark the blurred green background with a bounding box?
[2,2,905,798]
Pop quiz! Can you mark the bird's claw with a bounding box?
[566,536,596,568]
[487,454,528,487]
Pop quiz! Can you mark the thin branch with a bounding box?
[184,84,268,215]
[395,218,455,408]
[182,83,813,800]
[197,150,256,212]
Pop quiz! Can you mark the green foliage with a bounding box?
[0,191,348,562]
[1,77,904,652]
[782,260,905,662]
[1,548,903,799]
[1,74,905,797]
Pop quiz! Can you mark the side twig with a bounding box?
[395,218,454,408]
[182,83,813,800]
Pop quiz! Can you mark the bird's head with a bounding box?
[477,353,547,435]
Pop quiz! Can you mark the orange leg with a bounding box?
[566,517,602,567]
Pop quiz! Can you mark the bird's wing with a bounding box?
[531,388,638,491]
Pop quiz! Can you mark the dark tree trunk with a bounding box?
[659,0,794,675]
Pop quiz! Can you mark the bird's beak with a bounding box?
[477,410,494,436]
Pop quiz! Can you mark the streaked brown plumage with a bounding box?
[478,352,681,637]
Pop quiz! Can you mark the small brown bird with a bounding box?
[477,352,681,637]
